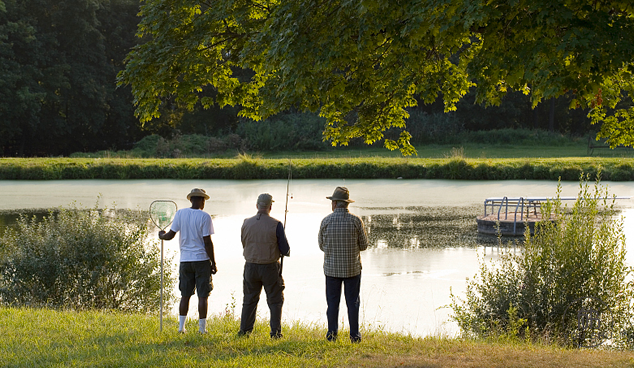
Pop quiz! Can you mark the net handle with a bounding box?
[149,200,178,231]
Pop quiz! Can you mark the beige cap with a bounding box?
[257,193,274,207]
[187,188,210,200]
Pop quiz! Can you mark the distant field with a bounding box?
[261,143,634,159]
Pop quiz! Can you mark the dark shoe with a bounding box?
[270,332,283,339]
[237,330,251,337]
[350,335,362,343]
[326,331,337,342]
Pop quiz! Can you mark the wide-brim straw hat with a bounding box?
[326,186,354,203]
[187,188,210,200]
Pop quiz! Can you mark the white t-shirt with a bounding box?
[170,207,214,262]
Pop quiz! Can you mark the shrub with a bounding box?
[405,110,465,144]
[130,133,244,157]
[0,202,175,312]
[132,134,163,157]
[450,176,634,347]
[237,112,329,151]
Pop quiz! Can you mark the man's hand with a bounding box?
[211,262,218,275]
[159,230,176,240]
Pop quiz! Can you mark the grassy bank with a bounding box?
[1,307,633,367]
[1,156,634,180]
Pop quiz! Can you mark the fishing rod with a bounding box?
[281,160,292,275]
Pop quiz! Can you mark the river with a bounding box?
[1,179,633,337]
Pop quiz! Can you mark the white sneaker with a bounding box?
[178,329,186,334]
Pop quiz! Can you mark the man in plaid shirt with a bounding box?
[318,186,368,342]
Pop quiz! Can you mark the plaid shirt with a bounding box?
[318,208,369,278]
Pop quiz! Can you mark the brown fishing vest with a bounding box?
[241,212,281,264]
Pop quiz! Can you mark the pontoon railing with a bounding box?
[483,196,630,234]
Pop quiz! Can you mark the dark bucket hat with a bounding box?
[326,186,354,203]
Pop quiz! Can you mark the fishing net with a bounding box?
[149,200,178,230]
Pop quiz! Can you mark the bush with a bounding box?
[237,112,329,151]
[0,202,175,312]
[450,176,634,347]
[405,110,465,144]
[130,134,244,157]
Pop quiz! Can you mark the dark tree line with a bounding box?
[0,0,142,156]
[0,0,598,157]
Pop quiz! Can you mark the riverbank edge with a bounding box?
[2,307,633,367]
[1,157,633,180]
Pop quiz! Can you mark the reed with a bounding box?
[1,157,634,181]
[1,307,633,367]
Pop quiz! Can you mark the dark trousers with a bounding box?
[326,273,361,339]
[240,262,285,336]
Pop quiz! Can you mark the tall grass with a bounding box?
[2,157,634,180]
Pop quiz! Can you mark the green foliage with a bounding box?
[120,0,634,156]
[127,133,244,158]
[451,177,634,346]
[0,0,143,156]
[0,202,174,312]
[404,108,576,146]
[237,113,329,151]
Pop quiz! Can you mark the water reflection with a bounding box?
[362,205,498,249]
[0,210,52,236]
[1,179,633,337]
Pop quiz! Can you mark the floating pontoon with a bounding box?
[476,196,629,236]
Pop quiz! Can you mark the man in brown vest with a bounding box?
[238,193,290,338]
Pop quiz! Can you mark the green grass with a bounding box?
[261,143,622,159]
[69,142,634,160]
[4,143,634,181]
[2,155,634,180]
[1,307,633,367]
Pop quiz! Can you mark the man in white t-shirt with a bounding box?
[159,188,217,334]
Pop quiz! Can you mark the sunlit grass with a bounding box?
[1,307,633,367]
[1,152,634,180]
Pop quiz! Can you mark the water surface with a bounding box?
[2,179,633,336]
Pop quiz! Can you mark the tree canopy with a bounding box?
[119,0,634,155]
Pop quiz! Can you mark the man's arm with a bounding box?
[276,222,290,257]
[357,218,369,251]
[204,235,217,274]
[318,218,327,252]
[159,230,176,240]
